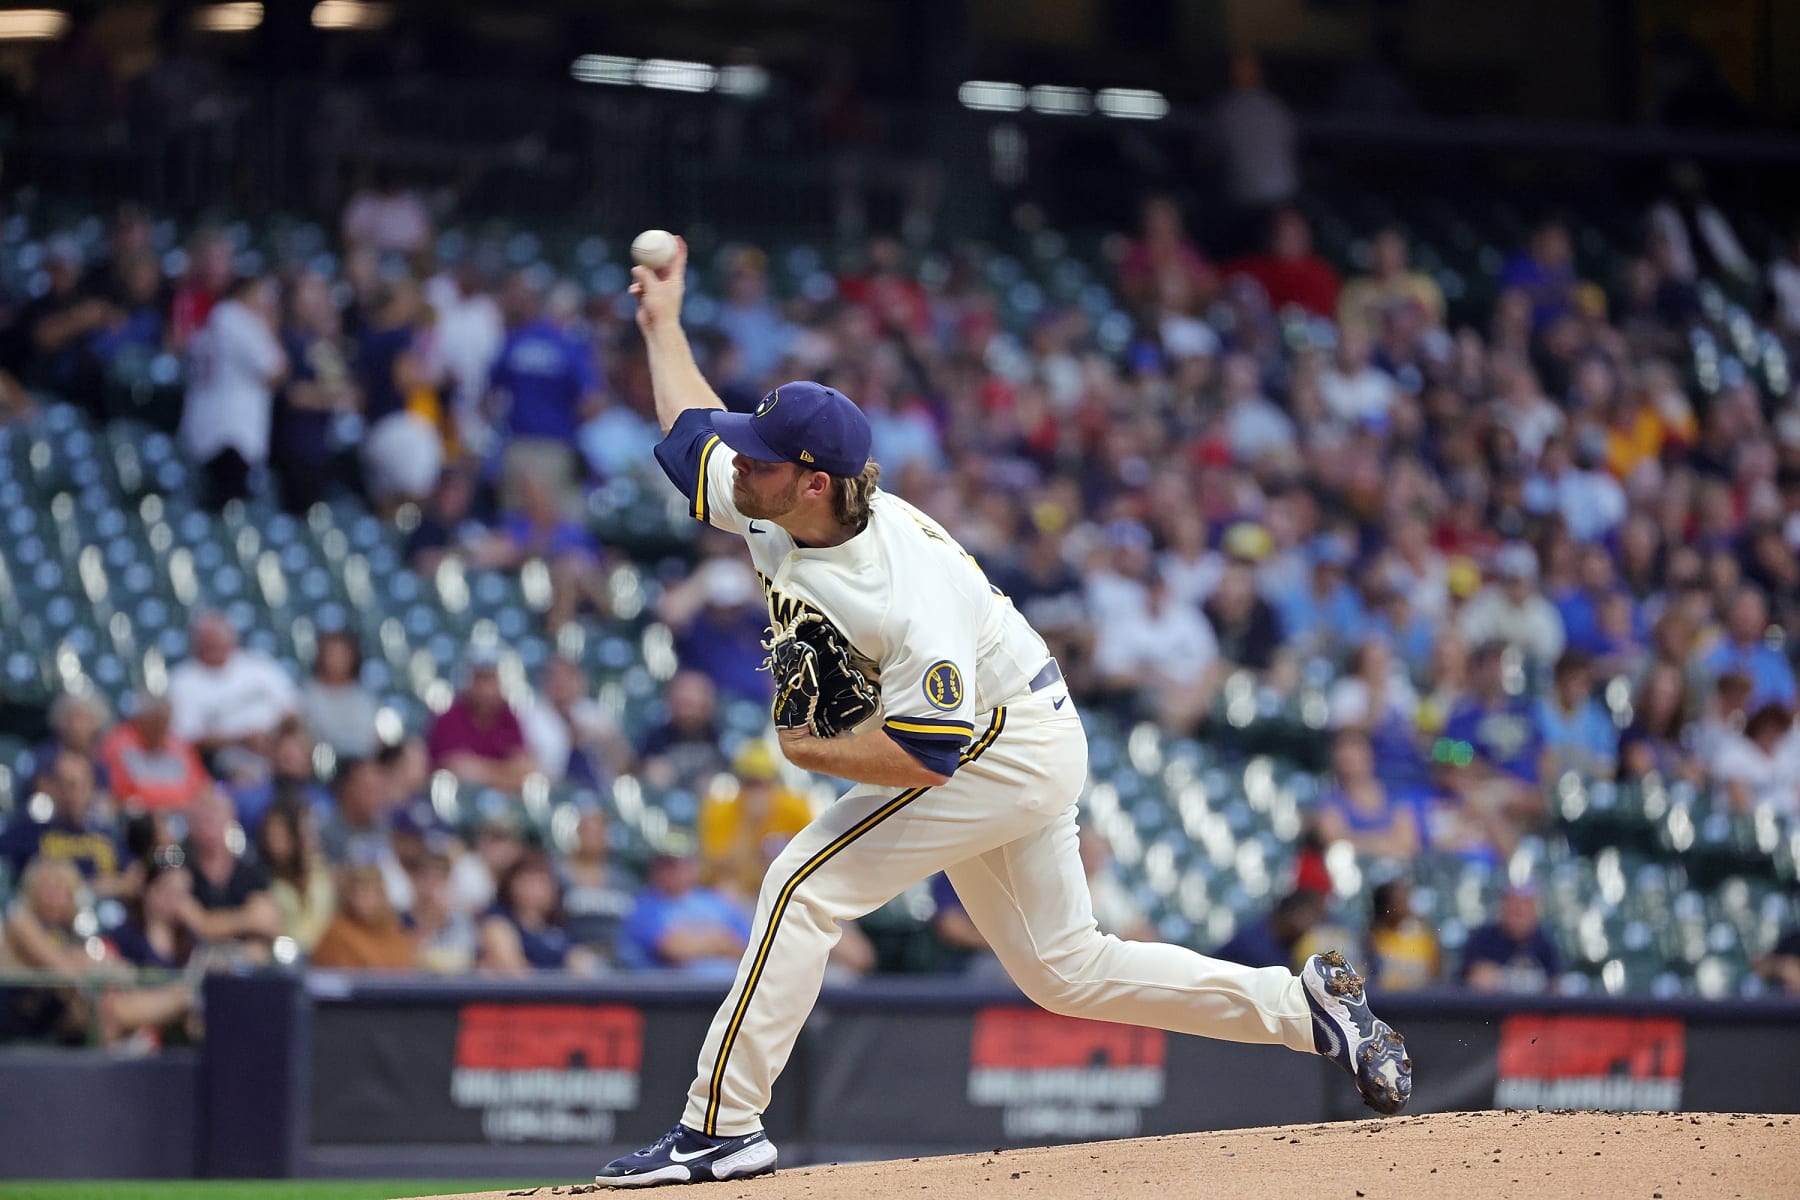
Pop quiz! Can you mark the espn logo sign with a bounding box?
[1494,1015,1684,1112]
[967,1008,1165,1139]
[450,1004,645,1143]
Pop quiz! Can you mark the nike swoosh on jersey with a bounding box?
[1052,696,1067,710]
[668,1145,726,1163]
[748,523,767,534]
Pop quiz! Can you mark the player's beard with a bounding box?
[734,472,805,520]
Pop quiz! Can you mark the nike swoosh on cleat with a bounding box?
[1052,696,1067,710]
[668,1145,725,1163]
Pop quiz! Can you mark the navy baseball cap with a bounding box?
[711,381,871,478]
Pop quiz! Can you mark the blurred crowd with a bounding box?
[4,170,1800,1047]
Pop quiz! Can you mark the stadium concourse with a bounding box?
[402,1112,1799,1200]
[0,176,1798,1057]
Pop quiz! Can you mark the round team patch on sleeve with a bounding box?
[922,660,964,711]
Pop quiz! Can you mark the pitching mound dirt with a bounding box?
[402,1110,1797,1200]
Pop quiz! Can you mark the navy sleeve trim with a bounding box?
[883,715,976,740]
[653,409,721,521]
[885,727,965,777]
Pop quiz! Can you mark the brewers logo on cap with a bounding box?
[923,660,964,710]
[755,389,779,417]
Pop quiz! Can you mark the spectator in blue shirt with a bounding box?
[636,671,729,793]
[1499,219,1581,331]
[1534,651,1618,781]
[1276,534,1366,658]
[619,850,751,977]
[478,851,598,974]
[487,472,612,634]
[1703,586,1797,709]
[715,247,796,387]
[1443,643,1544,782]
[87,250,166,367]
[1552,544,1621,658]
[272,271,358,515]
[0,751,127,892]
[1439,641,1546,847]
[489,270,603,515]
[659,555,775,704]
[1214,889,1327,971]
[1461,885,1563,993]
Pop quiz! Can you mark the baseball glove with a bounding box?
[764,611,879,738]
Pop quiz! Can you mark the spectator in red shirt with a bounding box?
[169,228,235,352]
[1227,207,1341,318]
[838,236,930,338]
[101,693,213,813]
[1118,195,1219,311]
[426,648,538,793]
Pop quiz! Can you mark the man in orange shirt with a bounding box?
[101,693,213,813]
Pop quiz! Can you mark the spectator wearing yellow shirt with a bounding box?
[697,743,875,978]
[1603,389,1668,482]
[698,742,815,902]
[1337,228,1445,334]
[1364,880,1441,992]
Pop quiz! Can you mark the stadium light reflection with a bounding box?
[1027,85,1091,115]
[195,3,263,33]
[961,81,1169,120]
[957,81,1026,113]
[1096,88,1170,120]
[636,58,718,93]
[571,55,768,98]
[0,9,69,40]
[571,54,639,85]
[311,1,392,31]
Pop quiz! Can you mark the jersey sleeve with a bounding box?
[877,606,981,778]
[653,408,748,534]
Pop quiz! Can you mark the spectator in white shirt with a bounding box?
[1221,352,1296,463]
[1082,522,1155,634]
[1092,573,1221,735]
[1525,434,1626,544]
[519,656,629,788]
[341,172,433,256]
[1711,703,1800,819]
[178,275,287,510]
[1158,510,1224,608]
[1380,513,1449,622]
[1213,50,1298,213]
[166,610,299,759]
[1319,324,1398,427]
[426,255,505,457]
[1490,354,1563,464]
[1459,543,1566,671]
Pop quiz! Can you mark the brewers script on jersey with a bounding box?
[594,237,1410,1187]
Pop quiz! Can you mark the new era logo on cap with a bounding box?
[711,381,871,477]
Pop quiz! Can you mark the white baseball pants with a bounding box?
[682,686,1319,1138]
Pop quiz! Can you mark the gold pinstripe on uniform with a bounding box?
[701,705,1007,1134]
[694,433,722,522]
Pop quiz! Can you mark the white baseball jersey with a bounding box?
[657,407,1050,770]
[650,405,1327,1145]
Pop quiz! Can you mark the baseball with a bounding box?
[631,229,678,269]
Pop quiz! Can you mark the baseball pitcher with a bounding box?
[596,238,1412,1187]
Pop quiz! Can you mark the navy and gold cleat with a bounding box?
[1302,950,1414,1115]
[595,1123,778,1188]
